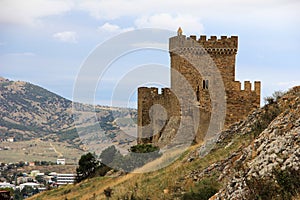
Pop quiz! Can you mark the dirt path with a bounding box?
[50,142,63,157]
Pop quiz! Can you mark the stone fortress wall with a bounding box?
[138,28,261,145]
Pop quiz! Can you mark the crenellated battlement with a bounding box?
[232,81,261,93]
[138,87,158,98]
[197,35,238,49]
[161,88,172,96]
[138,29,261,146]
[138,87,174,98]
[169,34,238,54]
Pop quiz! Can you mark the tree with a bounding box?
[35,175,45,184]
[264,90,284,105]
[110,144,161,172]
[129,144,159,153]
[76,152,99,182]
[21,186,39,198]
[1,187,13,199]
[99,146,119,165]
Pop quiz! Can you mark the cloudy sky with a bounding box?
[0,0,299,107]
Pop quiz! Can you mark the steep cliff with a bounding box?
[211,86,300,199]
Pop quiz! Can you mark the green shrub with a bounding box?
[251,102,281,138]
[246,167,300,200]
[100,145,120,165]
[252,90,284,138]
[76,152,100,182]
[129,144,159,153]
[102,144,162,172]
[247,176,279,200]
[182,178,219,200]
[264,90,284,105]
[275,167,300,199]
[182,187,218,200]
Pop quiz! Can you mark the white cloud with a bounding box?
[135,13,204,35]
[98,23,120,32]
[0,0,74,26]
[97,22,134,33]
[77,0,300,24]
[2,0,299,30]
[53,31,78,43]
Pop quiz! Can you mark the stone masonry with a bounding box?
[137,28,261,145]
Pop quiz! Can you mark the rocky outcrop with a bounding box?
[211,86,300,199]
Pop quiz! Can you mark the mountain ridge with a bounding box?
[0,77,137,163]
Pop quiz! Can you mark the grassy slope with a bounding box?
[0,140,84,164]
[30,87,299,200]
[30,132,252,200]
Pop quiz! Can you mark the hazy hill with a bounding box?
[0,77,137,163]
[29,86,300,200]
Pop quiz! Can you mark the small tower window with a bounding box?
[196,86,200,101]
[203,80,209,89]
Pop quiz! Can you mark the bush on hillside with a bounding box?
[104,144,161,172]
[129,144,159,153]
[182,177,219,200]
[246,167,300,200]
[76,152,100,182]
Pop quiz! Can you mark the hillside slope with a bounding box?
[30,86,300,200]
[212,86,300,199]
[0,77,136,162]
[0,77,74,141]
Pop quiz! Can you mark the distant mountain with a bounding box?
[0,77,137,150]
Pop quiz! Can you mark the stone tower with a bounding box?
[137,29,261,146]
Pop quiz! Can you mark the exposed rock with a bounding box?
[211,86,300,199]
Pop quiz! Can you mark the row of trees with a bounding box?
[76,144,161,182]
[0,186,40,200]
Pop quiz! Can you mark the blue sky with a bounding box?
[0,0,299,107]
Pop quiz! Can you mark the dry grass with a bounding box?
[0,139,84,164]
[29,133,252,200]
[292,194,300,200]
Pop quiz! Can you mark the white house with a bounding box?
[56,158,65,165]
[6,137,14,142]
[30,170,40,177]
[0,182,15,190]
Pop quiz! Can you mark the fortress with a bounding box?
[137,28,261,146]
